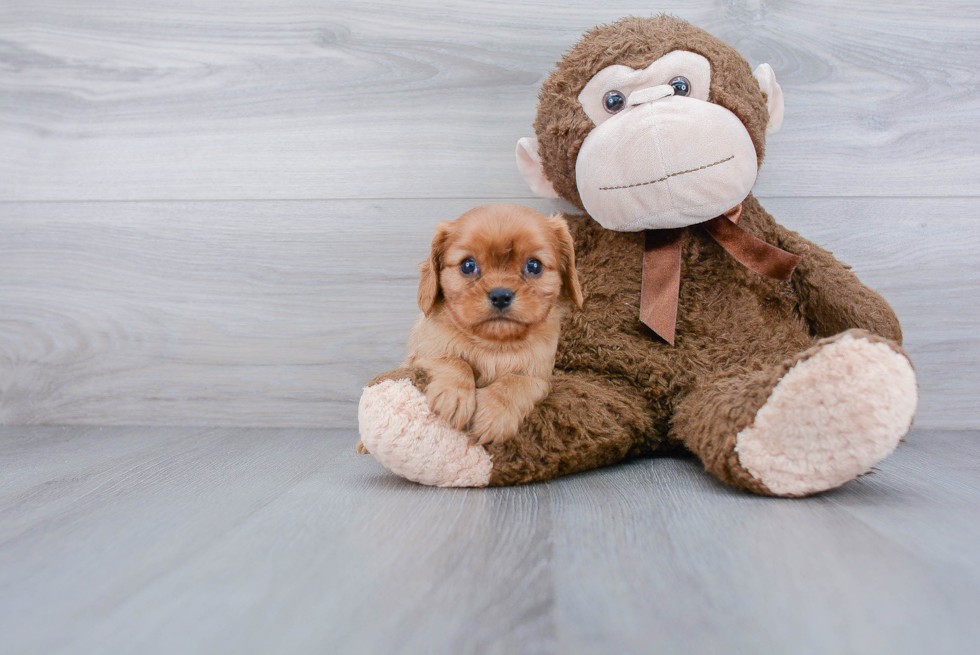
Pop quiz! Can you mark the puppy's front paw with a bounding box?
[469,387,522,446]
[425,378,476,431]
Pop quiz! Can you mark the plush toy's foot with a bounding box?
[734,332,918,496]
[357,379,492,487]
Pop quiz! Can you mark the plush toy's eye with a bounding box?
[459,257,479,276]
[669,76,691,97]
[602,90,626,114]
[524,258,543,276]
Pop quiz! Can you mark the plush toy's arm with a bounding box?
[357,368,655,487]
[774,224,903,344]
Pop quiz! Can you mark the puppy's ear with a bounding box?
[418,221,453,316]
[549,214,584,309]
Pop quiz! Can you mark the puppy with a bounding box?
[360,204,583,449]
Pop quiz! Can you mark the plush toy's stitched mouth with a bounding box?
[599,154,735,191]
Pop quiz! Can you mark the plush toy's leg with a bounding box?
[358,368,656,487]
[672,330,918,497]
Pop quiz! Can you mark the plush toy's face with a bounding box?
[517,16,784,232]
[574,51,760,230]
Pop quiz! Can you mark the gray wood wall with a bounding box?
[1,1,977,428]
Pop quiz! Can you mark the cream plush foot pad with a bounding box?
[735,334,918,496]
[357,379,493,487]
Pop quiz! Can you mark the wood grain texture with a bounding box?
[1,426,978,654]
[1,197,975,428]
[1,0,978,201]
[0,427,555,655]
[547,429,980,655]
[827,430,980,587]
[0,197,490,426]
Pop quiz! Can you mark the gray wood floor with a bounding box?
[2,426,979,655]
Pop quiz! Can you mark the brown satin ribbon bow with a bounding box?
[639,204,802,345]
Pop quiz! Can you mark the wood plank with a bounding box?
[826,429,980,586]
[0,425,218,496]
[0,427,352,653]
[0,426,554,655]
[2,427,979,653]
[548,438,980,654]
[1,1,977,201]
[0,197,488,426]
[1,197,974,428]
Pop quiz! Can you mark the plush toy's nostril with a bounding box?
[488,288,515,309]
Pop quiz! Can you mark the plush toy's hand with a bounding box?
[469,386,522,446]
[358,379,493,487]
[358,366,429,454]
[425,375,477,431]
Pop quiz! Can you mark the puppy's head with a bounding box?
[418,204,583,342]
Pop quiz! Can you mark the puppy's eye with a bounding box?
[669,76,691,97]
[524,258,543,276]
[603,90,626,114]
[459,257,479,276]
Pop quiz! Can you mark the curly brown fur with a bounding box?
[486,369,655,485]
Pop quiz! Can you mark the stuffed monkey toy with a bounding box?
[357,15,918,497]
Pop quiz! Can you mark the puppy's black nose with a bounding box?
[488,287,514,310]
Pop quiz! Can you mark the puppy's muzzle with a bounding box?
[488,287,515,310]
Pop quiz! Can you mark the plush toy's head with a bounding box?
[517,15,784,231]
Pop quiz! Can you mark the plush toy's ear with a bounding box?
[418,221,453,316]
[516,137,559,199]
[753,63,784,137]
[549,214,584,309]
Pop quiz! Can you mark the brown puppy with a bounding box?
[394,204,582,445]
[411,204,583,444]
